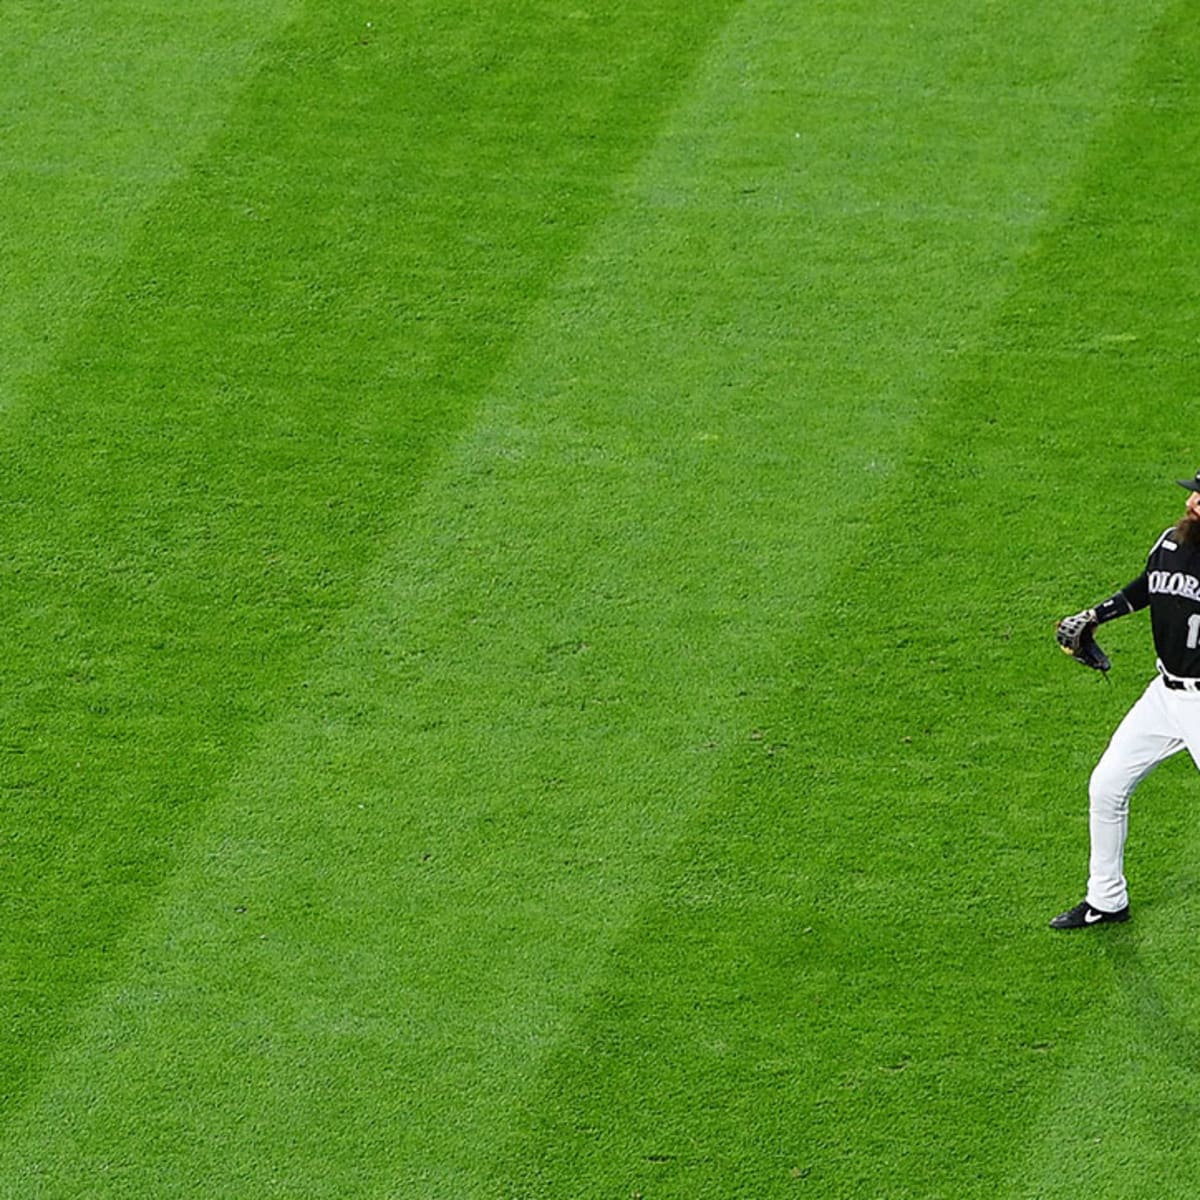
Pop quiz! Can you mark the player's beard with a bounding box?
[1175,514,1200,546]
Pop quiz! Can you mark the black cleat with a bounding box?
[1049,900,1130,930]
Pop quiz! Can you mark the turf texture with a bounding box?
[2,1,1199,1196]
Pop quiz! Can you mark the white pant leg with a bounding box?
[1169,687,1200,767]
[1087,677,1185,912]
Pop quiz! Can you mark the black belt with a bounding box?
[1163,676,1200,691]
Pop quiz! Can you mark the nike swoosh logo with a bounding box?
[1084,910,1104,924]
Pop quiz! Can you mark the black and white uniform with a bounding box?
[1087,526,1200,912]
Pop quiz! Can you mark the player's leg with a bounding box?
[1169,690,1200,769]
[1087,677,1183,912]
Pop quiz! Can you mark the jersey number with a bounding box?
[1189,613,1200,650]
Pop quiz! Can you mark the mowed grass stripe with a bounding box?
[0,1,1171,1197]
[0,0,738,1146]
[466,4,1187,1198]
[0,0,300,409]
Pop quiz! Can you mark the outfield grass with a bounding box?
[2,1,1198,1197]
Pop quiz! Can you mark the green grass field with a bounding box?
[4,1,1200,1196]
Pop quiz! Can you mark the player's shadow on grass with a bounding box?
[1101,922,1200,1074]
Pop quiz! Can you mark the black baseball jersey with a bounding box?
[1119,527,1200,678]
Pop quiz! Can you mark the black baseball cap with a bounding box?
[1178,470,1200,492]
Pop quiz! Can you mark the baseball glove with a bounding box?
[1056,608,1111,674]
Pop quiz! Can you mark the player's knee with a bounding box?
[1089,759,1131,816]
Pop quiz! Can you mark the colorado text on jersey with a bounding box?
[1148,571,1200,602]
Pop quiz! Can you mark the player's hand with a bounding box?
[1056,608,1111,674]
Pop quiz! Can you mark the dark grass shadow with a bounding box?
[1101,923,1200,1073]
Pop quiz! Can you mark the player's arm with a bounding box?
[1092,572,1149,624]
[1059,573,1147,633]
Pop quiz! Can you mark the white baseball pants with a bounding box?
[1087,673,1200,912]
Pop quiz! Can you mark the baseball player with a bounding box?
[1050,470,1200,929]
